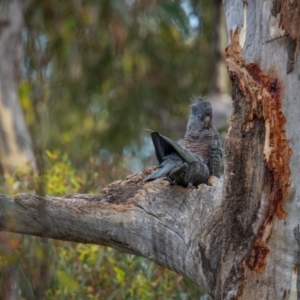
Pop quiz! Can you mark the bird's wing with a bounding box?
[150,131,198,163]
[144,153,184,181]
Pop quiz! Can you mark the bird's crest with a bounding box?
[190,95,204,103]
[189,95,212,115]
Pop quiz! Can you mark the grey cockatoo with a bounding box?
[144,131,209,187]
[184,97,223,178]
[144,96,223,187]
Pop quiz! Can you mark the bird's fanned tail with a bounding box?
[144,131,209,187]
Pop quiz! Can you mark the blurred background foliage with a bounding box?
[22,0,217,173]
[0,152,208,299]
[0,0,228,298]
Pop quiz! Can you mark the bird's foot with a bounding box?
[187,183,197,189]
[169,180,177,185]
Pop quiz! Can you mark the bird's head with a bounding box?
[187,96,213,134]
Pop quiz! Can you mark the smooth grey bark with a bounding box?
[207,0,232,131]
[0,2,36,298]
[0,0,36,173]
[211,0,229,95]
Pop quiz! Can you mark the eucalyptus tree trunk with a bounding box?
[220,0,300,298]
[0,0,299,299]
[0,0,35,173]
[211,0,229,95]
[0,1,36,298]
[207,0,231,131]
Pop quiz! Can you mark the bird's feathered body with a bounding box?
[169,160,209,188]
[145,96,223,188]
[144,131,209,187]
[184,97,223,178]
[144,152,185,182]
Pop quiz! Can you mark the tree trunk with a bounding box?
[207,0,232,131]
[0,0,299,299]
[221,0,299,298]
[211,0,229,95]
[0,0,36,173]
[0,2,38,299]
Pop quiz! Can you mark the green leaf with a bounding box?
[56,270,80,292]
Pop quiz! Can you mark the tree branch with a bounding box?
[0,168,223,296]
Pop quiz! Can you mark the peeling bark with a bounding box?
[220,0,299,299]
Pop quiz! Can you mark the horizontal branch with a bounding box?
[0,168,223,295]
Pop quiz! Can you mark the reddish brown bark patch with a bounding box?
[244,63,291,220]
[246,242,270,273]
[226,30,291,272]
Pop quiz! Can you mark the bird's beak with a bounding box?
[204,116,210,128]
